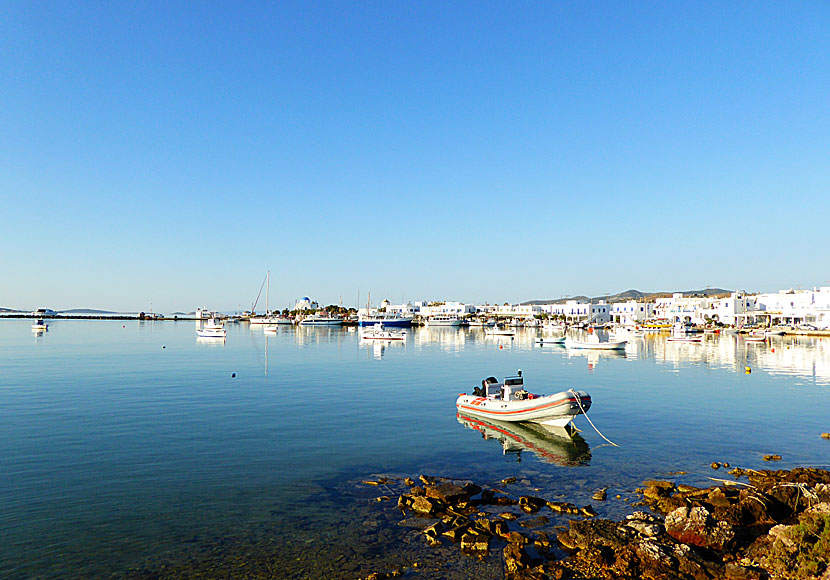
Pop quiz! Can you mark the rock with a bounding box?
[592,488,607,501]
[762,454,782,461]
[501,476,518,485]
[419,474,439,485]
[425,482,467,505]
[503,543,534,573]
[822,433,830,439]
[534,531,552,552]
[408,495,445,516]
[404,477,415,487]
[634,539,676,571]
[708,487,732,508]
[460,531,490,553]
[665,505,735,550]
[580,505,598,518]
[441,521,472,541]
[506,531,530,545]
[519,515,549,528]
[499,512,519,521]
[547,500,581,515]
[712,462,721,469]
[519,496,547,513]
[422,521,445,538]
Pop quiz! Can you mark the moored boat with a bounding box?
[32,319,48,332]
[535,336,566,345]
[298,314,343,326]
[456,372,591,429]
[427,315,464,327]
[485,325,515,336]
[358,313,413,327]
[565,335,627,350]
[360,323,407,341]
[196,318,227,338]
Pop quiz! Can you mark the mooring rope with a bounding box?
[569,388,619,447]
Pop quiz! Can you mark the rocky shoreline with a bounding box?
[359,467,830,580]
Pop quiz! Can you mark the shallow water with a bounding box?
[2,320,829,578]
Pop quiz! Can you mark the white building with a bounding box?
[610,301,655,325]
[294,297,320,311]
[417,301,475,317]
[540,300,611,324]
[755,287,830,329]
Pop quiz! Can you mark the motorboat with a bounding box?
[565,334,627,350]
[251,314,292,325]
[535,336,566,345]
[32,319,48,332]
[745,331,767,343]
[358,313,413,327]
[196,318,227,338]
[485,325,515,336]
[456,372,591,429]
[298,315,343,326]
[427,315,464,327]
[456,413,590,465]
[360,323,406,341]
[666,322,703,343]
[765,328,787,336]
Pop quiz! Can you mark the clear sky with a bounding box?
[2,1,829,312]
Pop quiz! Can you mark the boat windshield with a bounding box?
[504,376,523,387]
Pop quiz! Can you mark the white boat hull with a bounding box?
[456,390,591,426]
[566,339,627,350]
[536,337,566,345]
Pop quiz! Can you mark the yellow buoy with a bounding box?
[745,366,751,374]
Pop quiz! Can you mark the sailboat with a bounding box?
[250,271,292,325]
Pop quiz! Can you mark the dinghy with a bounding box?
[456,372,591,429]
[535,336,566,345]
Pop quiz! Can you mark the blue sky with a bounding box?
[2,2,828,312]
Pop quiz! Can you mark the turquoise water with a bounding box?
[2,320,829,578]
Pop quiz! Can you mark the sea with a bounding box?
[2,320,829,579]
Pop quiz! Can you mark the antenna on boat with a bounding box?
[517,369,522,376]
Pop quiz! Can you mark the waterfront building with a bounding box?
[754,287,830,329]
[540,300,611,324]
[610,301,655,325]
[417,301,475,318]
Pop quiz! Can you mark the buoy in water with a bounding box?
[231,373,236,378]
[745,366,751,374]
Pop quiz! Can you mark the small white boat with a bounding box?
[427,315,464,327]
[485,325,515,336]
[456,373,591,429]
[765,328,787,336]
[745,331,767,343]
[565,335,627,350]
[535,336,566,345]
[666,322,703,343]
[32,319,49,331]
[361,323,406,341]
[196,318,227,338]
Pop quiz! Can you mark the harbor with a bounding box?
[3,319,830,579]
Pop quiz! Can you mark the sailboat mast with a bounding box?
[266,270,270,315]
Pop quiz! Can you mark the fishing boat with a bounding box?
[32,319,48,332]
[565,334,627,350]
[535,336,566,345]
[666,322,703,343]
[360,323,406,341]
[456,372,591,429]
[196,318,227,338]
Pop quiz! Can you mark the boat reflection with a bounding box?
[359,337,406,359]
[457,413,591,466]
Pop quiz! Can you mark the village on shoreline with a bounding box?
[6,285,830,333]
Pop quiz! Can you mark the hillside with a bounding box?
[522,288,732,305]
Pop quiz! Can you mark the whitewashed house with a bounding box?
[610,301,655,325]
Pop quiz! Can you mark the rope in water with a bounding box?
[569,388,619,447]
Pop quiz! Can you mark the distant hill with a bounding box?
[523,288,732,305]
[60,308,119,314]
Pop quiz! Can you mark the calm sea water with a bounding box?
[2,320,829,578]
